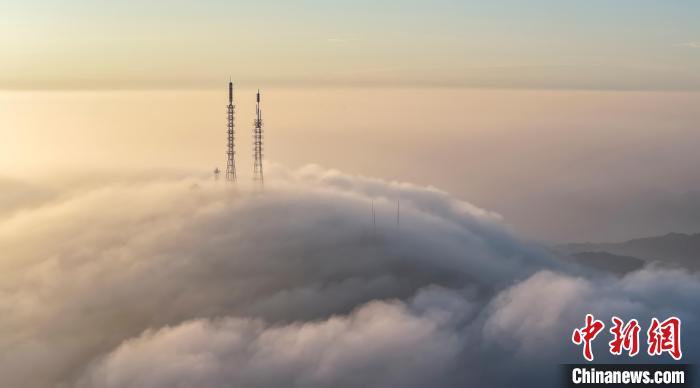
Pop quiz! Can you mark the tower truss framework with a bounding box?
[226,81,236,182]
[253,89,264,184]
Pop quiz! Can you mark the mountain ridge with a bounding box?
[556,232,700,271]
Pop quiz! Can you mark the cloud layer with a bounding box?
[1,165,698,387]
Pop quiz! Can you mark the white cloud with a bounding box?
[0,166,697,387]
[78,301,460,388]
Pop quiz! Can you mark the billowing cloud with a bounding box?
[78,301,461,388]
[0,165,697,387]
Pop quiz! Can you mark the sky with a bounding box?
[1,0,699,90]
[2,1,700,242]
[2,88,700,242]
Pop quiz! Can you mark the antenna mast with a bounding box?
[372,200,376,232]
[253,89,264,184]
[226,80,237,182]
[397,199,400,227]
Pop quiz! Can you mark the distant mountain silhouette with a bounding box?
[567,251,646,275]
[558,232,700,271]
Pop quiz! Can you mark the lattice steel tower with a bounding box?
[253,89,264,183]
[226,80,237,182]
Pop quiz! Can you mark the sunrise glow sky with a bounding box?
[2,1,700,242]
[2,0,699,90]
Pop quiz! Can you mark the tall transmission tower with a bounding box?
[253,89,264,184]
[226,80,237,182]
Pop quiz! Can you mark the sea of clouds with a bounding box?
[0,165,698,388]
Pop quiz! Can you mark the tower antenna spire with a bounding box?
[372,200,376,233]
[226,79,237,182]
[253,89,264,184]
[397,199,400,228]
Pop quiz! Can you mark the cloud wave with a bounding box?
[0,165,697,387]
